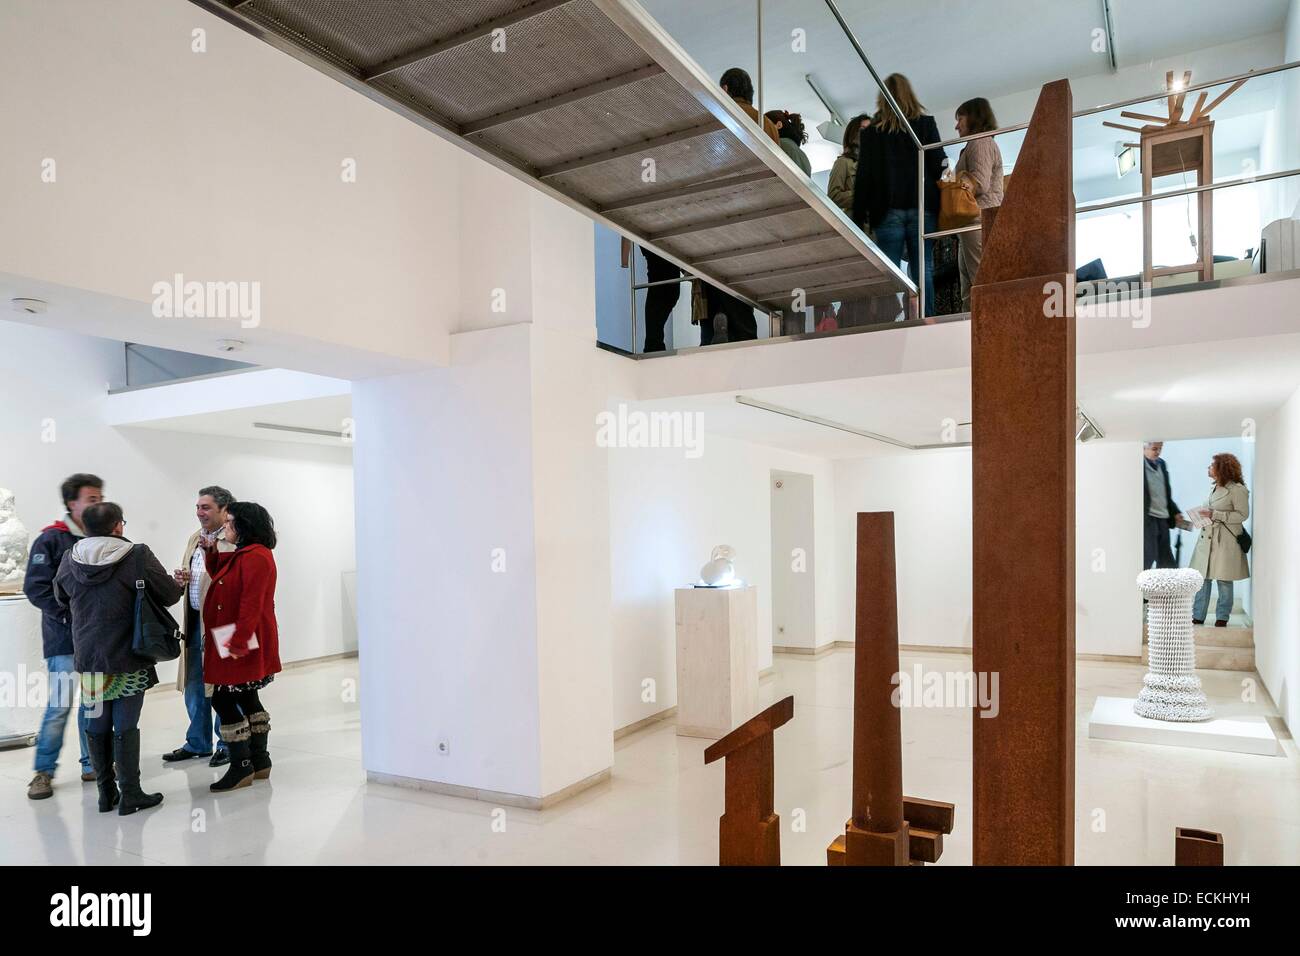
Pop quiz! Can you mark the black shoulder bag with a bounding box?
[1215,519,1252,556]
[130,546,181,662]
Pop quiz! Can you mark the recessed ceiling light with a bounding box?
[10,297,48,314]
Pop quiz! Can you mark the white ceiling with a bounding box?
[642,0,1291,188]
[636,329,1300,458]
[124,395,354,448]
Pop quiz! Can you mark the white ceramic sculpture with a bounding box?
[0,489,29,593]
[698,545,737,587]
[1135,567,1213,721]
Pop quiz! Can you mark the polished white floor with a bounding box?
[2,651,1296,865]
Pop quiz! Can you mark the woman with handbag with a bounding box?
[950,97,1005,311]
[202,501,282,792]
[54,502,183,815]
[1188,453,1251,626]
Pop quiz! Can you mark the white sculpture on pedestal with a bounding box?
[0,490,30,593]
[1135,567,1213,721]
[698,545,737,588]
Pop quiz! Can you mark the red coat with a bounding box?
[202,544,282,686]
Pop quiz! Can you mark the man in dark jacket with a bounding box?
[22,473,102,800]
[54,502,183,815]
[1143,442,1187,570]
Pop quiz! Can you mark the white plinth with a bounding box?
[0,594,45,746]
[1088,696,1282,757]
[674,585,758,739]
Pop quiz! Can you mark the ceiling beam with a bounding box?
[727,255,874,286]
[361,0,576,81]
[600,169,775,213]
[537,122,720,178]
[692,232,840,266]
[650,202,808,241]
[462,64,664,135]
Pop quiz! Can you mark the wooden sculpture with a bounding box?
[703,695,794,866]
[1175,827,1225,866]
[969,80,1076,866]
[825,512,954,866]
[1103,70,1245,284]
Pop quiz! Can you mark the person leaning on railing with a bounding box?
[952,97,1005,312]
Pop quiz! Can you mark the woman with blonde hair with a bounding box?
[1189,452,1250,626]
[852,74,946,317]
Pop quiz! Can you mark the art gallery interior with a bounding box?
[1,0,1299,866]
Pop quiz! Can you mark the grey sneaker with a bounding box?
[27,772,53,800]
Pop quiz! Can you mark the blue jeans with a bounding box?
[874,208,937,317]
[1193,578,1234,623]
[84,691,145,735]
[34,655,90,776]
[184,612,222,754]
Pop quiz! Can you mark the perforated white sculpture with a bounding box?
[1135,568,1212,721]
[0,489,29,593]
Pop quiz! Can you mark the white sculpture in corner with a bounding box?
[0,489,30,593]
[698,545,737,587]
[1135,567,1213,722]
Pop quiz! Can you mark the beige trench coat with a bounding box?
[1189,481,1250,582]
[173,529,236,691]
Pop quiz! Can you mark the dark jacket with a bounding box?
[852,113,946,232]
[53,536,183,676]
[1143,457,1181,529]
[22,519,84,658]
[202,544,282,686]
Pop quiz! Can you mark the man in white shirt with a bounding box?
[162,486,237,767]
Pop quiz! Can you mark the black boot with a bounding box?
[248,711,271,780]
[113,729,163,816]
[85,731,119,813]
[210,720,255,792]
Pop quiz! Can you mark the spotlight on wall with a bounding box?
[1115,143,1137,178]
[1076,406,1105,443]
[10,297,48,315]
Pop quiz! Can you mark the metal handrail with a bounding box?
[924,59,1300,152]
[1074,166,1300,215]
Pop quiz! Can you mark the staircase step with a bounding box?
[1193,624,1253,647]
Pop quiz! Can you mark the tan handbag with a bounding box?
[938,173,980,232]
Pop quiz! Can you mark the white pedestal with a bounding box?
[1087,696,1282,757]
[674,586,758,739]
[0,594,45,747]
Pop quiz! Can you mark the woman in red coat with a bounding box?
[201,501,282,792]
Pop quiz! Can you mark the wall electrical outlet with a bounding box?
[437,738,451,756]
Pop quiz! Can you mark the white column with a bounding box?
[1135,568,1213,721]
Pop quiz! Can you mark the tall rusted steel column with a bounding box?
[844,512,908,865]
[969,79,1076,866]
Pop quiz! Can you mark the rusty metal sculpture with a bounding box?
[704,695,794,866]
[969,79,1076,866]
[826,513,954,866]
[1175,827,1224,866]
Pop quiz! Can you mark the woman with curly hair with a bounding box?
[201,501,282,791]
[1188,453,1250,626]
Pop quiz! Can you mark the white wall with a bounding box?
[770,471,817,649]
[833,449,974,650]
[1251,384,1300,734]
[607,433,836,731]
[832,442,1144,657]
[1075,442,1145,657]
[0,0,461,368]
[0,319,357,681]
